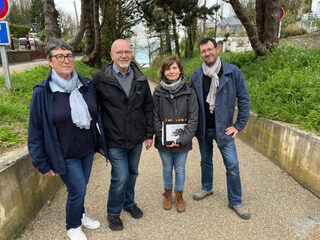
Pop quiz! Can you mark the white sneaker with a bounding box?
[82,213,100,229]
[67,226,87,240]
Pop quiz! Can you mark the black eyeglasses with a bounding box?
[50,54,75,62]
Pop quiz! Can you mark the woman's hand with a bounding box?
[45,169,55,176]
[166,140,180,148]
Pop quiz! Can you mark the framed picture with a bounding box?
[162,120,187,145]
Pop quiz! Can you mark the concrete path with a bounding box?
[19,80,320,240]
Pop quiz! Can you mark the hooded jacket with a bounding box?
[190,59,250,147]
[153,82,198,152]
[28,70,107,175]
[92,62,153,150]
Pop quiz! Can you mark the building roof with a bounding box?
[218,17,242,27]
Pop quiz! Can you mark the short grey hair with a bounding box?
[45,38,74,58]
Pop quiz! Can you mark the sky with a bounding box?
[55,0,81,20]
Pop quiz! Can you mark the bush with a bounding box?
[207,28,215,38]
[9,24,30,38]
[285,24,307,36]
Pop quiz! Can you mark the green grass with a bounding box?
[143,46,320,134]
[0,61,102,153]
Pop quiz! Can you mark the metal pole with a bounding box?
[0,46,12,90]
[214,9,217,40]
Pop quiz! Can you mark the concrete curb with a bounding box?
[237,111,320,197]
[0,146,62,240]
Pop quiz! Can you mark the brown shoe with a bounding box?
[163,189,172,210]
[175,191,186,213]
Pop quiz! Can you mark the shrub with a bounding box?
[9,24,30,38]
[285,24,307,36]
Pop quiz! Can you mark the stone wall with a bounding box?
[0,51,32,65]
[0,146,62,240]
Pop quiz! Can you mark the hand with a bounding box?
[225,126,238,138]
[45,169,55,176]
[166,140,180,148]
[145,139,153,150]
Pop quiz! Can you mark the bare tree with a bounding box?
[69,0,86,49]
[58,9,77,36]
[43,0,60,42]
[87,0,103,66]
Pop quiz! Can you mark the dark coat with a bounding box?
[153,82,198,152]
[190,59,250,147]
[92,62,153,150]
[28,70,107,175]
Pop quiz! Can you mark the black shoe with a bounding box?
[107,215,123,231]
[123,205,143,219]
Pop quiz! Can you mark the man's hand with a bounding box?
[166,140,180,148]
[225,126,238,138]
[145,139,153,150]
[45,169,55,176]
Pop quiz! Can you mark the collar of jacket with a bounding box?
[104,61,147,82]
[34,69,91,92]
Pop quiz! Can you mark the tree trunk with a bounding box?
[256,0,281,51]
[43,0,60,43]
[84,0,95,59]
[228,0,266,56]
[88,0,102,67]
[164,19,172,55]
[203,0,207,36]
[69,0,87,49]
[172,14,180,57]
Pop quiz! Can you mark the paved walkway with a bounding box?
[19,80,320,240]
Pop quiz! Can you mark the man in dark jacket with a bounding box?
[93,39,153,231]
[190,38,251,219]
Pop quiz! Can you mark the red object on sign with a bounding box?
[280,7,284,20]
[0,0,9,20]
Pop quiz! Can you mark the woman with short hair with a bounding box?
[28,38,106,240]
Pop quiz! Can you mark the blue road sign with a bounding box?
[0,21,10,45]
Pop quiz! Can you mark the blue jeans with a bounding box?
[158,151,188,191]
[198,128,242,205]
[107,144,143,215]
[60,151,94,230]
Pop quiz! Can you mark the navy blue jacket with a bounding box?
[190,59,250,147]
[28,70,107,175]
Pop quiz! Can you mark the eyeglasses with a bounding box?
[200,48,215,55]
[50,54,75,62]
[112,51,132,56]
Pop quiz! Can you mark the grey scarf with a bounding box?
[51,69,92,129]
[160,76,185,99]
[202,57,222,113]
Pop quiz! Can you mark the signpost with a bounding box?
[278,7,285,44]
[0,0,11,90]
